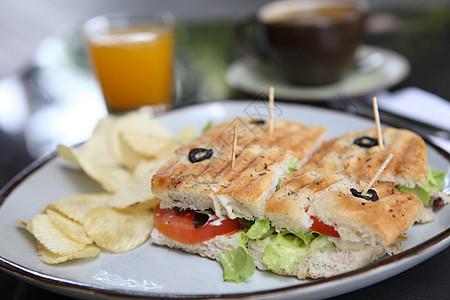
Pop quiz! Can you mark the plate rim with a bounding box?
[1,101,449,299]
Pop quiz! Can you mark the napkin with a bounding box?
[376,87,450,153]
[376,87,450,131]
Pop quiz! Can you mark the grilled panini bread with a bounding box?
[265,127,427,246]
[152,118,328,220]
[175,118,328,168]
[301,127,428,188]
[152,145,294,220]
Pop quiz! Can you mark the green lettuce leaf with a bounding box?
[281,229,318,245]
[201,120,214,133]
[426,166,446,191]
[219,218,331,283]
[288,157,299,172]
[218,231,255,283]
[276,157,299,191]
[246,218,274,240]
[396,185,430,205]
[263,233,331,273]
[396,166,446,206]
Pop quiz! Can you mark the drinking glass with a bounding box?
[83,12,175,113]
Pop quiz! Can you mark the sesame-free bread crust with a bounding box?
[152,145,294,220]
[176,118,327,167]
[152,118,328,220]
[303,127,428,188]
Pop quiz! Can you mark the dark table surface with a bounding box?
[1,2,449,300]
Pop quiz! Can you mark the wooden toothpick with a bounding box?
[362,153,394,195]
[372,96,384,150]
[231,124,238,168]
[269,86,274,134]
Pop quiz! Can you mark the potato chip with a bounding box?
[46,209,92,244]
[116,133,145,170]
[58,117,115,167]
[77,154,132,192]
[122,133,178,157]
[46,193,110,224]
[31,214,86,256]
[132,157,170,181]
[108,180,158,209]
[81,206,154,253]
[57,144,81,167]
[58,144,132,193]
[117,132,179,170]
[37,242,100,264]
[57,116,133,192]
[16,219,32,233]
[17,112,193,265]
[108,112,173,166]
[81,116,117,164]
[130,199,160,211]
[108,158,167,209]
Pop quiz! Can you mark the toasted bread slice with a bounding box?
[152,145,294,220]
[152,118,327,220]
[302,127,428,188]
[176,118,327,168]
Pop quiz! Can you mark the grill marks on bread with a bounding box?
[265,171,346,231]
[219,147,287,203]
[265,127,428,245]
[152,145,293,219]
[302,128,428,188]
[309,180,423,246]
[152,120,427,246]
[266,170,424,245]
[152,118,327,219]
[175,119,327,162]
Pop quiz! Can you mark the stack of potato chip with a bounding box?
[17,112,197,264]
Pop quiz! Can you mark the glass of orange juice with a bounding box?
[83,12,175,113]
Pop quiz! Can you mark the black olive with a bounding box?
[433,197,445,209]
[188,148,213,163]
[354,136,378,148]
[193,212,210,228]
[173,207,187,216]
[350,188,379,201]
[249,119,266,125]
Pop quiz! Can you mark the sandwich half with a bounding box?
[150,118,326,271]
[247,127,426,280]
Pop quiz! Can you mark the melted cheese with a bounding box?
[329,237,366,250]
[210,187,237,219]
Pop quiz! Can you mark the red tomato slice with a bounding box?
[154,204,242,244]
[310,216,340,238]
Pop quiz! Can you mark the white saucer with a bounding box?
[225,45,410,101]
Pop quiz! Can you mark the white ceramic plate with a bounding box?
[226,45,410,100]
[0,101,448,299]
